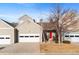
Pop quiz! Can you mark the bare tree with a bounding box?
[49,5,78,43]
[39,19,43,26]
[33,19,36,22]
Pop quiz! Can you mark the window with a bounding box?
[75,35,79,37]
[70,35,74,37]
[25,36,29,37]
[20,36,24,37]
[30,36,34,37]
[35,36,39,37]
[0,37,4,39]
[6,37,10,39]
[65,35,69,37]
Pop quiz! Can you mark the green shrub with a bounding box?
[63,40,71,44]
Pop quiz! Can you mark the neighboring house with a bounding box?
[0,19,15,44]
[16,15,43,42]
[38,18,79,43]
[64,20,79,43]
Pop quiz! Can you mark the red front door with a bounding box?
[49,32,53,41]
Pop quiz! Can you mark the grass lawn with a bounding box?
[40,43,79,54]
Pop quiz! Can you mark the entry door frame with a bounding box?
[43,30,57,42]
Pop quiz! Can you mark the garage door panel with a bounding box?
[0,35,11,44]
[0,39,10,44]
[71,37,79,42]
[19,39,40,42]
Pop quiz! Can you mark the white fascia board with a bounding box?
[0,28,13,29]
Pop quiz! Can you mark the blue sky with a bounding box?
[0,3,79,22]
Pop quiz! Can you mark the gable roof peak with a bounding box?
[18,15,34,24]
[19,15,32,21]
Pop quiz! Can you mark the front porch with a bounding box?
[42,30,58,43]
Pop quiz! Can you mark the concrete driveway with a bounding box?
[0,43,40,55]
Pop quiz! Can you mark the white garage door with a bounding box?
[0,35,11,44]
[19,34,40,42]
[64,33,79,42]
